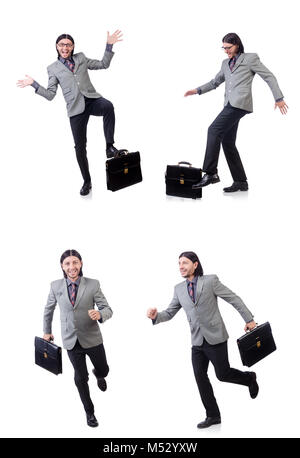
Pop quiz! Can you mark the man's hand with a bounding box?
[17,75,34,88]
[43,333,54,341]
[147,308,158,320]
[107,30,123,45]
[244,320,257,332]
[184,89,198,97]
[275,100,288,115]
[88,310,101,321]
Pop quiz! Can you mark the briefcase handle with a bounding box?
[115,149,129,157]
[178,161,192,167]
[245,323,258,333]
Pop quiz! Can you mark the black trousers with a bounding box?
[203,103,249,182]
[192,339,251,418]
[67,339,109,415]
[69,97,115,184]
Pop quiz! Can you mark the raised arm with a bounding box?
[86,30,123,70]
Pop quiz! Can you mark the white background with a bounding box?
[1,0,299,439]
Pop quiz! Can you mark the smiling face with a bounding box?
[61,255,82,282]
[179,256,198,280]
[56,38,74,59]
[222,42,239,59]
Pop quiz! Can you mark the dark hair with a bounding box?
[55,34,75,57]
[60,249,83,278]
[179,251,203,277]
[222,33,244,54]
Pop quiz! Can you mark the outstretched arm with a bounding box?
[17,75,34,88]
[185,66,225,97]
[147,288,182,325]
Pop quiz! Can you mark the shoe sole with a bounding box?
[197,420,221,429]
[223,188,248,193]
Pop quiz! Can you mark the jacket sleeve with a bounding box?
[43,284,57,334]
[153,287,182,325]
[212,275,254,323]
[85,50,114,70]
[94,280,113,323]
[248,53,284,100]
[35,67,59,101]
[197,64,225,95]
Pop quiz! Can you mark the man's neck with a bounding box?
[67,276,79,283]
[187,274,195,282]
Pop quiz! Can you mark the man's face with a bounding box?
[222,42,239,59]
[56,38,74,59]
[61,256,82,281]
[179,257,198,279]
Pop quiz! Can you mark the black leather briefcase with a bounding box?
[165,161,202,199]
[34,336,62,375]
[237,322,276,367]
[106,150,142,191]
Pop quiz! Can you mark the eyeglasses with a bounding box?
[221,45,234,51]
[57,43,74,48]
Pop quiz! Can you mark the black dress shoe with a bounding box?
[247,372,259,399]
[86,412,98,427]
[92,369,107,391]
[80,182,92,196]
[106,145,119,158]
[192,173,220,189]
[197,416,221,429]
[223,181,248,192]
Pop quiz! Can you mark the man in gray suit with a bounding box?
[17,31,123,196]
[43,249,113,427]
[147,251,259,429]
[184,33,288,192]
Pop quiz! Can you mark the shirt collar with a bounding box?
[186,275,198,285]
[230,52,241,63]
[58,56,74,64]
[66,277,81,287]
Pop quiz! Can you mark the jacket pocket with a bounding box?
[63,88,74,102]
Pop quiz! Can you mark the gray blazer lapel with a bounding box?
[56,59,69,74]
[231,53,245,73]
[195,276,204,304]
[60,278,69,302]
[74,277,86,308]
[73,54,80,73]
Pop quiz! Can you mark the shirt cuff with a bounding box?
[276,97,284,102]
[106,43,113,52]
[197,87,201,95]
[31,81,40,91]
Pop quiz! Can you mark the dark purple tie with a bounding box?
[229,57,236,71]
[188,282,195,302]
[70,283,76,306]
[66,59,75,72]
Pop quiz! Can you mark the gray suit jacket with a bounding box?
[35,50,114,117]
[197,53,283,112]
[43,277,113,350]
[153,274,253,346]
